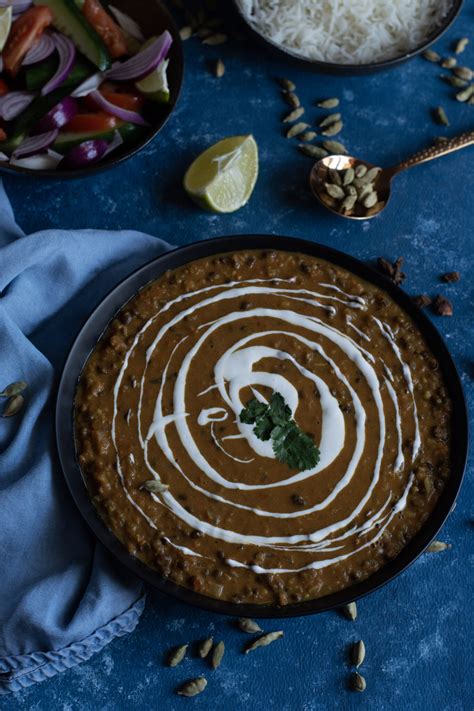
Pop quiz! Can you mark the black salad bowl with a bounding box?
[56,235,468,618]
[0,0,184,179]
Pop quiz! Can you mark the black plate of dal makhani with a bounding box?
[56,236,468,617]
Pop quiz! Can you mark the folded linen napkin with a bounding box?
[0,179,172,694]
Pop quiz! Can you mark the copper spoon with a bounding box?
[309,130,474,220]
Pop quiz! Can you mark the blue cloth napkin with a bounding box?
[0,179,172,694]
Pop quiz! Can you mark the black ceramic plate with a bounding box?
[56,235,468,618]
[0,0,183,179]
[232,0,464,74]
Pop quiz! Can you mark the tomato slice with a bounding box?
[0,128,7,142]
[85,89,145,112]
[65,112,119,133]
[3,6,53,77]
[0,79,9,97]
[83,0,128,59]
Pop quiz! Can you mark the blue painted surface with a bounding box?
[2,2,473,709]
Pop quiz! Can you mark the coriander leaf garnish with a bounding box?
[239,398,268,424]
[239,392,320,471]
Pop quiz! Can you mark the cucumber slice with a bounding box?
[53,122,142,152]
[25,56,94,91]
[33,0,111,70]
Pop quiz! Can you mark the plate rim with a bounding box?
[56,234,469,618]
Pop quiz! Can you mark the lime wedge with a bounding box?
[0,6,12,52]
[184,135,259,213]
[136,59,169,104]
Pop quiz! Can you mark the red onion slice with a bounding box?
[0,91,36,121]
[64,139,109,167]
[35,96,78,132]
[10,150,63,169]
[108,5,144,42]
[0,151,9,161]
[12,128,58,158]
[0,0,32,12]
[89,89,149,126]
[105,30,172,81]
[23,31,55,65]
[70,71,104,98]
[103,129,123,157]
[41,33,76,96]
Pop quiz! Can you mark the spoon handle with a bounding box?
[393,131,474,173]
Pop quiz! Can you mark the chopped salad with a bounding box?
[0,0,173,170]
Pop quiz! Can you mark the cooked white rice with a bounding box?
[236,0,453,64]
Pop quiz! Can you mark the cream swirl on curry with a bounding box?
[76,250,451,605]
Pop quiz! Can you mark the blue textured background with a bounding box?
[2,2,473,709]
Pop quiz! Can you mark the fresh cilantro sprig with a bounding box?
[240,392,320,471]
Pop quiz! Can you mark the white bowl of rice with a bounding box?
[234,0,462,71]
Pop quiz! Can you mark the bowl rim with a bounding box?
[0,0,184,180]
[56,234,469,618]
[231,0,464,74]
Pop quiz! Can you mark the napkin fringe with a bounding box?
[0,594,145,695]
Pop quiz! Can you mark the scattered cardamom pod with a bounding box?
[244,630,283,654]
[319,112,341,128]
[343,167,355,185]
[433,106,449,125]
[300,131,317,142]
[238,618,262,634]
[325,183,345,200]
[214,59,225,78]
[455,85,474,102]
[441,74,468,87]
[362,191,378,209]
[168,644,188,667]
[278,77,296,92]
[426,540,451,553]
[298,144,328,159]
[197,27,213,39]
[142,480,169,493]
[321,120,343,137]
[317,97,339,108]
[423,49,440,62]
[202,33,228,46]
[211,641,225,669]
[343,602,357,621]
[351,640,366,668]
[285,92,300,109]
[453,66,473,81]
[350,671,366,692]
[283,107,304,123]
[198,637,213,658]
[179,26,192,41]
[286,122,309,139]
[177,677,207,697]
[441,57,457,69]
[322,140,348,154]
[2,394,24,417]
[454,38,469,54]
[0,381,27,397]
[341,194,357,212]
